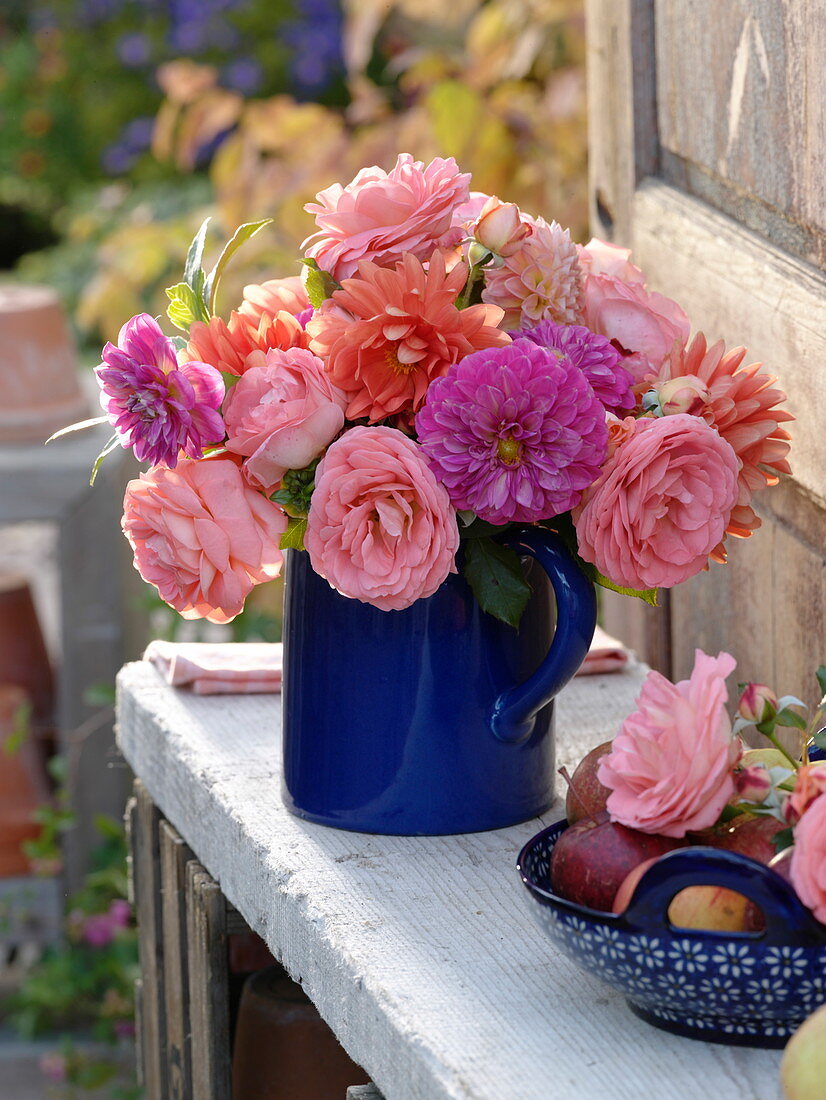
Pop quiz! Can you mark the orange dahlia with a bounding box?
[657,333,793,537]
[185,309,309,376]
[306,251,509,422]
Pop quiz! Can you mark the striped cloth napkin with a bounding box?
[144,626,627,696]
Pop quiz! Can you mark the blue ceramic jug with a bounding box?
[281,527,596,834]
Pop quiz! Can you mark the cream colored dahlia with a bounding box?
[657,333,793,538]
[482,216,583,330]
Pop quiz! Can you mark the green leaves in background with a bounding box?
[463,537,530,629]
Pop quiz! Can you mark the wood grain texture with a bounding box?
[186,862,231,1100]
[655,0,826,264]
[160,821,194,1100]
[117,661,783,1100]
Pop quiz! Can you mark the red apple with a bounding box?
[563,741,613,825]
[550,813,687,911]
[612,856,659,914]
[613,856,755,931]
[694,813,786,865]
[768,845,794,884]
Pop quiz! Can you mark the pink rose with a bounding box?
[302,153,470,280]
[305,425,459,611]
[577,237,646,284]
[582,273,689,384]
[239,276,310,324]
[574,414,739,590]
[790,792,826,922]
[598,650,740,837]
[786,764,826,825]
[473,196,529,257]
[123,458,287,623]
[223,347,347,493]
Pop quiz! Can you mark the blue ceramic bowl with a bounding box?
[518,820,826,1047]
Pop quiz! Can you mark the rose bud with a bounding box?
[732,761,773,804]
[657,374,711,417]
[737,682,778,724]
[474,197,529,258]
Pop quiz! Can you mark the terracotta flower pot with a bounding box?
[0,283,90,444]
[231,966,370,1099]
[0,684,48,877]
[0,574,54,727]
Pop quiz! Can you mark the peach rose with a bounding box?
[302,153,470,280]
[473,196,529,257]
[578,237,646,284]
[223,348,347,494]
[304,425,459,611]
[790,792,826,923]
[786,764,826,825]
[122,458,287,623]
[598,650,740,837]
[574,414,739,590]
[582,273,689,384]
[239,277,310,324]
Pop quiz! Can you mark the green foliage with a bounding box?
[301,257,340,308]
[272,459,321,517]
[463,538,531,629]
[280,517,308,552]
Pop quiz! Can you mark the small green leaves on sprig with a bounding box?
[166,216,274,332]
[733,681,807,769]
[456,250,488,310]
[272,458,321,520]
[462,536,531,629]
[301,258,341,308]
[808,666,826,755]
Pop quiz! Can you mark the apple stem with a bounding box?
[558,766,599,824]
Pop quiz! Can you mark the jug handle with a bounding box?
[490,527,597,745]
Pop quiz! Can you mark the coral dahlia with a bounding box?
[515,319,635,413]
[656,334,793,536]
[307,251,509,422]
[185,309,309,376]
[415,342,608,525]
[96,313,224,468]
[482,215,583,330]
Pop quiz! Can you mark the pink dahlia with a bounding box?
[574,414,739,589]
[482,215,583,330]
[515,319,635,413]
[303,153,470,281]
[96,313,224,467]
[304,426,459,611]
[415,342,608,525]
[185,309,309,376]
[307,251,509,422]
[239,276,310,323]
[122,457,287,623]
[597,650,740,837]
[655,334,793,537]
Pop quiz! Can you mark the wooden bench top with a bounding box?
[116,656,783,1100]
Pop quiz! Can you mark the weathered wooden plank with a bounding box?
[655,0,826,264]
[117,661,783,1100]
[128,782,167,1099]
[160,820,194,1100]
[600,588,671,676]
[186,862,231,1100]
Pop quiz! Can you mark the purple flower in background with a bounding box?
[96,314,225,467]
[282,0,344,96]
[514,319,636,413]
[101,142,137,175]
[415,343,608,525]
[222,57,264,94]
[117,31,151,67]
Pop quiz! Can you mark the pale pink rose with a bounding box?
[790,792,826,922]
[122,458,287,623]
[305,425,459,611]
[597,650,740,837]
[223,347,347,493]
[786,764,826,825]
[239,276,310,324]
[582,273,689,384]
[302,153,470,280]
[574,414,739,590]
[577,237,646,284]
[473,196,529,257]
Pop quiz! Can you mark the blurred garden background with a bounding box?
[0,1,587,1094]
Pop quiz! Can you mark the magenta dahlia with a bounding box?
[515,320,635,413]
[415,343,608,525]
[96,314,225,467]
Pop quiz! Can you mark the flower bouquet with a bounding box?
[519,651,826,1046]
[60,152,794,833]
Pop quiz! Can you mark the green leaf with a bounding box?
[184,216,211,290]
[205,218,273,313]
[463,537,531,629]
[773,707,808,730]
[165,282,210,331]
[45,415,109,443]
[89,434,120,485]
[280,517,308,551]
[772,826,795,854]
[301,257,341,308]
[817,665,826,702]
[812,728,826,751]
[594,572,659,606]
[459,517,513,541]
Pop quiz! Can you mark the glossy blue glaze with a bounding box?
[518,821,826,1047]
[281,527,596,834]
